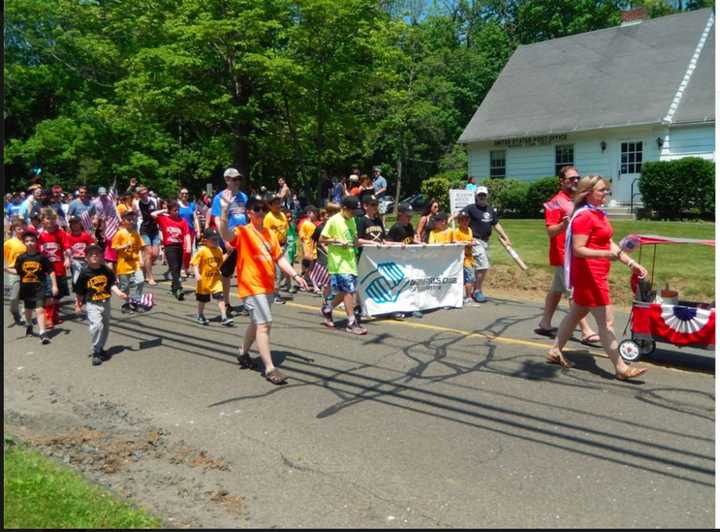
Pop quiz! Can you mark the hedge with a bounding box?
[639,157,715,219]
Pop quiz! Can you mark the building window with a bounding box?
[490,150,506,178]
[621,142,643,174]
[555,144,574,176]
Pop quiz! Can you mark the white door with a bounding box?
[613,141,643,204]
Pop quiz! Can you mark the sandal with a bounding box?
[237,352,258,370]
[580,333,602,348]
[546,351,574,369]
[265,368,288,385]
[534,327,558,338]
[616,366,647,381]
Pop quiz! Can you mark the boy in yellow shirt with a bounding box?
[453,211,476,304]
[298,206,320,292]
[427,212,453,244]
[263,195,291,303]
[111,210,145,313]
[191,229,232,326]
[4,217,27,324]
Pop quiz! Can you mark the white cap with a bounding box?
[224,167,241,178]
[476,186,489,195]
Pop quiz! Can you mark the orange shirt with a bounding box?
[233,224,282,298]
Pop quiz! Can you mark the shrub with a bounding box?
[478,178,528,216]
[639,157,715,219]
[526,176,560,218]
[420,176,452,211]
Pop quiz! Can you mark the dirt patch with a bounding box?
[207,489,245,515]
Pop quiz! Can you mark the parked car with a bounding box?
[381,193,429,214]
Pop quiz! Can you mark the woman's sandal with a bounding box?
[615,366,647,381]
[580,333,602,348]
[237,352,258,370]
[546,351,574,369]
[265,368,288,385]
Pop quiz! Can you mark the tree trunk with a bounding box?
[393,157,402,216]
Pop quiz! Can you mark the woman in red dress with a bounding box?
[547,176,648,381]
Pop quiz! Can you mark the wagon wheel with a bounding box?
[618,339,642,362]
[637,339,656,356]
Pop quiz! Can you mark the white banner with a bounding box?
[358,244,465,316]
[449,189,475,215]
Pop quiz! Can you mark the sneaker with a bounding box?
[222,317,235,327]
[473,290,487,303]
[196,314,209,326]
[274,296,286,305]
[345,322,368,335]
[99,349,111,361]
[288,286,299,294]
[11,311,24,325]
[92,354,102,366]
[463,297,473,305]
[121,303,132,314]
[25,325,33,337]
[40,333,51,345]
[392,312,405,320]
[235,305,249,317]
[321,304,333,320]
[177,291,185,301]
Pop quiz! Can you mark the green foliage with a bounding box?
[639,158,715,220]
[420,176,452,211]
[4,443,161,528]
[526,176,560,217]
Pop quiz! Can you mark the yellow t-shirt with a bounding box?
[4,237,27,269]
[112,228,143,275]
[299,219,317,260]
[453,227,474,268]
[117,203,130,217]
[190,245,224,295]
[263,210,289,244]
[428,228,454,244]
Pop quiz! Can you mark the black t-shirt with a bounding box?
[75,265,117,302]
[16,252,52,287]
[312,222,328,266]
[463,203,498,241]
[358,187,375,206]
[356,215,385,243]
[387,222,415,244]
[138,198,159,235]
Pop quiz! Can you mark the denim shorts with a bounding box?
[141,232,162,246]
[463,267,474,285]
[330,273,358,295]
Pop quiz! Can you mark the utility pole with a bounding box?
[393,157,402,217]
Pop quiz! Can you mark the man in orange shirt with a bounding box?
[217,195,308,385]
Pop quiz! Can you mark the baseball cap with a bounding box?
[363,194,378,205]
[433,211,448,222]
[348,174,359,182]
[397,203,413,214]
[341,195,362,214]
[476,186,489,195]
[457,210,470,218]
[98,186,108,195]
[224,167,241,179]
[203,228,220,241]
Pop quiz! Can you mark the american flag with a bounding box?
[80,209,94,233]
[103,179,120,240]
[309,261,330,288]
[129,293,155,310]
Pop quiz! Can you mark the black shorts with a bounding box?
[302,258,312,269]
[45,276,70,299]
[20,284,46,309]
[196,291,224,302]
[220,248,237,278]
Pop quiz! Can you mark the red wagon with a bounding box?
[616,234,715,362]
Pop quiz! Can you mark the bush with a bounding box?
[478,178,528,216]
[526,176,560,218]
[639,158,715,219]
[420,176,452,211]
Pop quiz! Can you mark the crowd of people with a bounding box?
[3,164,648,383]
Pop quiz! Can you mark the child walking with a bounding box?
[112,210,145,313]
[74,245,129,366]
[14,231,58,344]
[191,229,232,326]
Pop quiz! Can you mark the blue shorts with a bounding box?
[141,232,162,246]
[463,267,474,285]
[330,273,358,295]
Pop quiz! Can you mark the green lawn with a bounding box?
[4,439,161,529]
[384,215,716,307]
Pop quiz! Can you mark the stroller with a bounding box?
[616,234,715,362]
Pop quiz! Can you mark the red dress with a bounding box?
[570,209,613,307]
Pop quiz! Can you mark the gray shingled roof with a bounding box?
[458,8,715,143]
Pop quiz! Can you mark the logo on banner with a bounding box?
[361,262,411,304]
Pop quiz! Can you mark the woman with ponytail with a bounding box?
[547,176,649,381]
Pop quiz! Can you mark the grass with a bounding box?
[3,438,161,529]
[383,215,716,308]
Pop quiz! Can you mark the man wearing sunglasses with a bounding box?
[216,195,308,385]
[535,165,599,345]
[211,168,249,315]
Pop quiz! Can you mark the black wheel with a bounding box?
[618,339,642,362]
[637,339,656,356]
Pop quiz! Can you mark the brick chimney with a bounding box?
[620,6,649,26]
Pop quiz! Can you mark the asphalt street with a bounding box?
[4,279,715,528]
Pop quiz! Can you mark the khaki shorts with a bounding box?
[550,266,571,296]
[245,293,273,325]
[471,240,490,271]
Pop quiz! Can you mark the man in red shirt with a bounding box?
[64,216,96,313]
[151,200,191,300]
[38,208,71,327]
[535,166,599,346]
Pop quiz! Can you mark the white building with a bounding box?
[458,8,715,205]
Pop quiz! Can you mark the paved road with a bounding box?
[4,280,715,527]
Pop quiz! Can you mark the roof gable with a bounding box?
[459,8,714,143]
